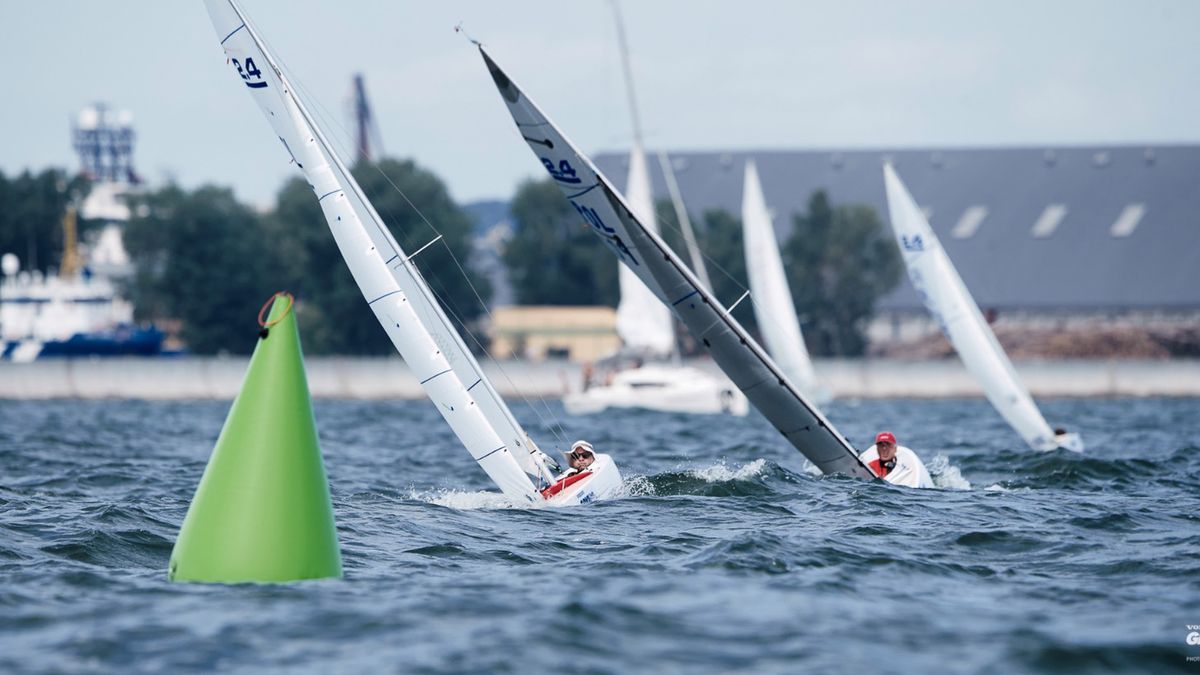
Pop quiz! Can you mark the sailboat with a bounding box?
[741,160,829,405]
[478,46,876,481]
[562,3,746,417]
[202,0,622,506]
[882,164,1084,453]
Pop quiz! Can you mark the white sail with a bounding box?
[741,160,823,402]
[883,164,1078,452]
[204,0,552,501]
[615,144,675,356]
[481,48,873,479]
[658,151,713,292]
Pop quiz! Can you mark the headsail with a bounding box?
[658,151,713,293]
[204,0,552,501]
[741,160,823,401]
[883,164,1077,452]
[481,48,873,479]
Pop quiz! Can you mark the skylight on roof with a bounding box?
[1110,204,1145,237]
[1031,204,1068,238]
[951,206,988,239]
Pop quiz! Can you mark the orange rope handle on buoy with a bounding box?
[257,291,295,329]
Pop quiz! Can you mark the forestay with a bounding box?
[615,145,675,356]
[741,160,821,400]
[204,0,552,501]
[481,48,873,479]
[883,164,1061,452]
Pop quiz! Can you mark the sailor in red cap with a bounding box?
[858,431,933,488]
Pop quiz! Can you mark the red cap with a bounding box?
[875,431,897,445]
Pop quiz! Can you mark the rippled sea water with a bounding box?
[2,395,1198,673]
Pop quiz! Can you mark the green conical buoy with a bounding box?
[169,292,342,583]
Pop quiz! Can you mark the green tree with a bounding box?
[0,169,90,273]
[267,157,489,354]
[123,184,285,354]
[783,191,901,356]
[503,178,618,306]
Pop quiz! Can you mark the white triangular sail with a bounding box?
[204,0,556,501]
[741,160,823,402]
[615,144,675,356]
[883,164,1080,452]
[481,48,873,479]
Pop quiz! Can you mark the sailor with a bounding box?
[858,431,934,488]
[564,440,596,475]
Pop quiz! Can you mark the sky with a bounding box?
[1,0,1197,209]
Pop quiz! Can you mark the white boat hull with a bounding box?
[542,453,623,506]
[858,445,934,489]
[564,364,748,416]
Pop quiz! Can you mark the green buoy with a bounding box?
[169,292,342,583]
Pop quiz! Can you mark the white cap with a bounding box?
[566,440,594,456]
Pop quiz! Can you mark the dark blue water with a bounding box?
[2,396,1198,673]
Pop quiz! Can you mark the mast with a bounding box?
[607,0,677,360]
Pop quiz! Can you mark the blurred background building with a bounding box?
[586,144,1200,359]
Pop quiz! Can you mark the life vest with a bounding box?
[868,458,891,478]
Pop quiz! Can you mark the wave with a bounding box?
[926,453,972,490]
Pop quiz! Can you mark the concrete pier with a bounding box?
[1,357,1197,400]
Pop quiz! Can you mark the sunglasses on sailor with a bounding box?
[571,451,594,460]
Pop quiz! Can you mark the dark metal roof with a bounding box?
[592,145,1200,311]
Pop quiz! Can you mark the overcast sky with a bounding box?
[2,1,1197,208]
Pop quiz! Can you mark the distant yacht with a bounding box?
[0,104,164,362]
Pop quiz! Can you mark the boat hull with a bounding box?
[543,453,623,506]
[564,364,748,416]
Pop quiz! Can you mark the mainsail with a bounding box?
[481,48,873,479]
[741,160,823,401]
[615,144,676,356]
[204,0,555,501]
[883,164,1078,452]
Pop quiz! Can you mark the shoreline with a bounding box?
[2,357,1197,400]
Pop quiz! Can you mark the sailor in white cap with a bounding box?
[564,440,596,475]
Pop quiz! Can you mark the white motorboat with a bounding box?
[565,363,748,416]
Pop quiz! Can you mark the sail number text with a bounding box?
[571,201,638,267]
[231,57,267,89]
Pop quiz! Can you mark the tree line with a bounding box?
[1,160,900,357]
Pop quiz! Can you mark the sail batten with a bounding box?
[883,164,1062,452]
[482,48,872,479]
[204,0,546,500]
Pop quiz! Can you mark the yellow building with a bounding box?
[489,306,618,362]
